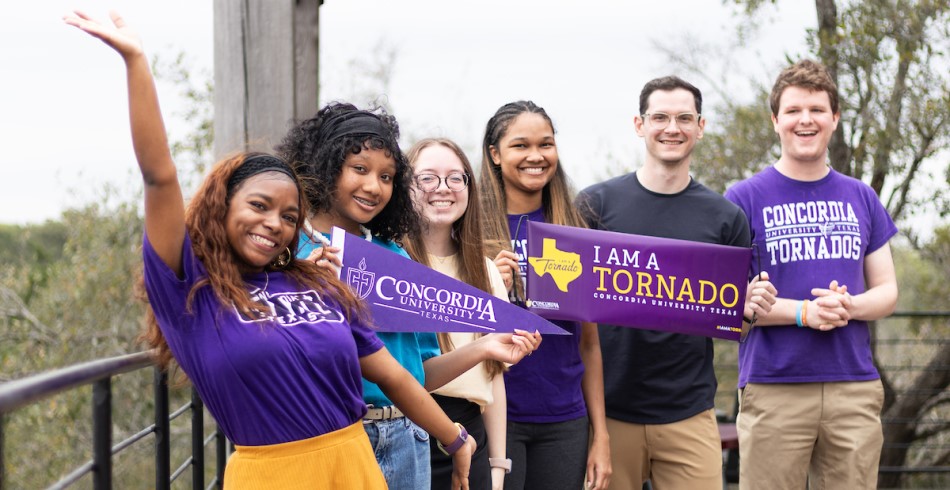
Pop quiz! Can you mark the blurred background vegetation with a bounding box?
[0,50,214,487]
[2,0,950,487]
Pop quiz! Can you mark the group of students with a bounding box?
[65,8,898,490]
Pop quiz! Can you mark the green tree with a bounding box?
[697,1,950,486]
[1,50,214,487]
[711,1,950,228]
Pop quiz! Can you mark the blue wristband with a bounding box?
[795,300,804,327]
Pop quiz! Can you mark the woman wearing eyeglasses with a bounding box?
[477,102,611,490]
[402,138,529,490]
[403,138,540,490]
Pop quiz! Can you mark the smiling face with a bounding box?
[330,146,396,234]
[773,85,840,167]
[225,172,301,273]
[411,144,470,233]
[489,112,558,209]
[635,88,705,168]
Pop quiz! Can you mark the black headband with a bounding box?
[227,155,297,193]
[316,111,389,148]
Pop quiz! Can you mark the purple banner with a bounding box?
[331,227,569,335]
[525,222,752,341]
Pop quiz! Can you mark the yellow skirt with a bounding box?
[224,422,387,489]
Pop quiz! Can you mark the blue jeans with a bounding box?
[364,417,431,490]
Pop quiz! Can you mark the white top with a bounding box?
[430,254,509,407]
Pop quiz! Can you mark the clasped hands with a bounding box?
[805,280,853,330]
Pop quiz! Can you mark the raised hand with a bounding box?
[63,10,143,60]
[64,9,185,275]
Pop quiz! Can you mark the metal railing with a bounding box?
[2,311,947,488]
[714,311,950,488]
[0,351,228,489]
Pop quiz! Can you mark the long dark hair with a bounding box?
[477,101,587,300]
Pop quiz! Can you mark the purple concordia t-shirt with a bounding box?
[505,208,587,423]
[725,167,897,387]
[143,232,383,446]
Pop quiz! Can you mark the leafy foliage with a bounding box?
[704,1,950,486]
[152,51,215,190]
[695,1,950,233]
[1,50,214,487]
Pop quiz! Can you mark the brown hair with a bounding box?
[639,75,703,116]
[769,59,839,116]
[139,153,369,374]
[477,101,588,301]
[403,138,504,377]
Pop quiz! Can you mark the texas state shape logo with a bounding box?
[527,238,582,292]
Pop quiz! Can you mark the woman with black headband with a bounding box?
[279,101,541,490]
[65,10,481,489]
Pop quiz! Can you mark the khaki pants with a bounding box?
[737,380,884,490]
[606,409,722,490]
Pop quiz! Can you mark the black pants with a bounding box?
[429,394,491,490]
[505,416,589,490]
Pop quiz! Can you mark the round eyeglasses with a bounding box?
[414,172,470,192]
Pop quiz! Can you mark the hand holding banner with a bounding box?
[330,227,569,335]
[525,222,752,341]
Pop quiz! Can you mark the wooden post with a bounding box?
[213,0,320,157]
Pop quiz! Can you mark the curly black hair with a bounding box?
[276,102,420,243]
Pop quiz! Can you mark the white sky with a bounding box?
[1,0,814,225]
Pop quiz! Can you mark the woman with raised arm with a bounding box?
[64,10,478,489]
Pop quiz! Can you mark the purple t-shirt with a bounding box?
[505,208,587,423]
[296,232,441,407]
[143,232,384,446]
[725,167,897,387]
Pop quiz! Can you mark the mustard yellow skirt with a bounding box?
[224,422,387,489]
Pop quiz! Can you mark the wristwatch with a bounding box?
[489,457,513,474]
[437,422,469,456]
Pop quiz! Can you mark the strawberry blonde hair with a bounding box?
[139,152,369,372]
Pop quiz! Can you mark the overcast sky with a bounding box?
[1,1,813,224]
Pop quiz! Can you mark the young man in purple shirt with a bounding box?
[724,59,899,490]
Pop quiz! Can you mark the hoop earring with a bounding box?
[272,247,292,269]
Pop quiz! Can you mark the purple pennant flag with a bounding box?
[330,227,569,335]
[525,221,752,341]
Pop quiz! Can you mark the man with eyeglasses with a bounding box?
[724,60,897,490]
[577,76,772,489]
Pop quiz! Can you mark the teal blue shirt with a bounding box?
[297,231,440,407]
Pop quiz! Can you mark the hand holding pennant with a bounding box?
[330,227,569,335]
